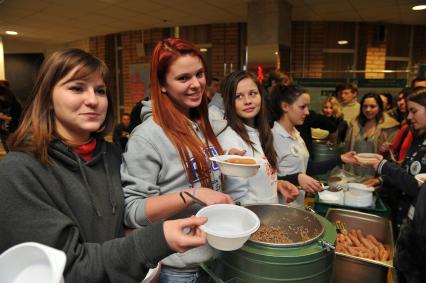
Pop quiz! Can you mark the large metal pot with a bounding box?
[209,204,336,283]
[312,140,343,163]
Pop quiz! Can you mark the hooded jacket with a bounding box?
[121,100,222,269]
[344,113,400,153]
[217,124,278,205]
[0,139,172,283]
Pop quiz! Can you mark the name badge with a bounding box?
[410,161,421,175]
[291,144,299,156]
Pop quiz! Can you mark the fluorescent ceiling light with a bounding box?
[338,40,348,45]
[412,5,426,10]
[200,48,207,52]
[5,31,18,35]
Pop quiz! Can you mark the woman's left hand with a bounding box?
[277,180,299,203]
[340,151,357,164]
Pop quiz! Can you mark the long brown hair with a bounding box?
[150,38,223,187]
[221,70,277,169]
[8,48,114,163]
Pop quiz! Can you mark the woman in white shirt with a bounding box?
[270,85,356,205]
[215,71,299,205]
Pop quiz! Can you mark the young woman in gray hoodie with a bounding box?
[121,38,233,282]
[0,48,208,283]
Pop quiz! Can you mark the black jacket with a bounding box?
[0,139,172,283]
[296,110,337,159]
[378,135,426,234]
[370,137,426,282]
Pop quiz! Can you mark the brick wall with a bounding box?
[210,23,242,79]
[120,29,167,114]
[89,36,106,62]
[291,21,325,78]
[365,45,386,79]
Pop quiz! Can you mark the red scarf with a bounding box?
[73,139,97,161]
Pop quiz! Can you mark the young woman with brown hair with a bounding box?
[121,38,233,282]
[215,70,299,205]
[0,48,208,283]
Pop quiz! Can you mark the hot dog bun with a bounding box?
[226,158,257,165]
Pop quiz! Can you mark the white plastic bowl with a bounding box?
[196,204,260,251]
[347,183,375,192]
[354,153,383,166]
[344,190,373,207]
[415,173,426,185]
[0,242,66,283]
[210,155,262,177]
[318,190,344,205]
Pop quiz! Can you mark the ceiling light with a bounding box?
[412,5,426,10]
[338,40,348,45]
[5,31,18,35]
[200,48,207,52]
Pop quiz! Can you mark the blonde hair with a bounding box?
[321,96,343,118]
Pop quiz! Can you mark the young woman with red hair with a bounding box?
[121,38,233,282]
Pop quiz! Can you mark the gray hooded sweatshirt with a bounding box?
[121,101,222,269]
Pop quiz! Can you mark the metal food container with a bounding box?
[206,204,337,283]
[325,208,394,283]
[247,203,325,247]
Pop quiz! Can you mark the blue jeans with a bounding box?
[158,268,209,283]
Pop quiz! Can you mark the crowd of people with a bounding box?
[0,37,425,283]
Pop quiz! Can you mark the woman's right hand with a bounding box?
[163,216,207,253]
[297,174,322,193]
[191,188,234,206]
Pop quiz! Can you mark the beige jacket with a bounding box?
[344,113,400,153]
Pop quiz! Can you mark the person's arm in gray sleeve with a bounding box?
[121,133,162,227]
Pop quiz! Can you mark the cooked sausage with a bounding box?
[226,158,257,164]
[367,234,381,246]
[348,233,361,247]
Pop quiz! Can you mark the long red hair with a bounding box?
[150,38,223,188]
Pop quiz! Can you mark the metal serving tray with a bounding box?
[325,208,394,283]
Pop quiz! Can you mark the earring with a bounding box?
[161,88,167,93]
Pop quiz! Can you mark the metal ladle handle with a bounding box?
[319,239,335,252]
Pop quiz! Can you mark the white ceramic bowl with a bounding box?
[415,173,426,185]
[354,153,383,166]
[196,204,260,251]
[210,155,263,177]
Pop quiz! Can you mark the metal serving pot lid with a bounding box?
[245,204,325,247]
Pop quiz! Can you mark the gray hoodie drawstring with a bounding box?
[102,152,117,215]
[74,154,102,217]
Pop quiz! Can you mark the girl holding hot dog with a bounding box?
[215,70,299,205]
